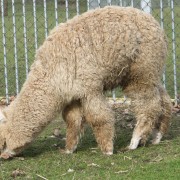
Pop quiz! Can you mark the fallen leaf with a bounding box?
[123,109,129,115]
[151,155,163,162]
[124,156,132,160]
[61,169,75,176]
[11,169,25,178]
[90,147,98,150]
[53,128,61,137]
[127,123,134,129]
[67,169,74,173]
[16,157,25,161]
[88,163,100,167]
[48,135,56,138]
[90,150,97,154]
[52,144,58,147]
[36,174,48,180]
[61,173,67,176]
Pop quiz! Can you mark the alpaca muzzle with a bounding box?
[0,139,16,159]
[0,111,16,159]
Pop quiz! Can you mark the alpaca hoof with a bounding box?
[59,148,73,154]
[103,151,113,156]
[65,149,74,154]
[128,136,141,150]
[0,152,13,160]
[151,132,162,145]
[128,144,138,150]
[151,139,161,145]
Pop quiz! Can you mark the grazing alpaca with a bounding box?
[0,6,171,159]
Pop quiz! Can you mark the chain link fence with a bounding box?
[0,0,180,104]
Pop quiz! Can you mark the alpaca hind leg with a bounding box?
[151,128,163,145]
[151,84,172,144]
[126,86,163,150]
[62,100,85,154]
[83,95,115,155]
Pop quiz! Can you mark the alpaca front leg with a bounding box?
[62,101,85,154]
[151,115,171,145]
[83,95,115,155]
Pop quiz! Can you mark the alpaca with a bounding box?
[0,6,171,159]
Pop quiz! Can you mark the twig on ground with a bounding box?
[115,170,128,174]
[36,174,48,180]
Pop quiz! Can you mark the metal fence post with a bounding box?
[65,0,69,20]
[12,0,20,95]
[141,0,151,13]
[1,0,9,104]
[54,0,59,26]
[22,0,29,78]
[33,0,38,50]
[170,0,178,105]
[43,0,48,38]
[160,0,166,89]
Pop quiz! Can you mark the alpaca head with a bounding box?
[0,128,6,156]
[0,110,15,159]
[0,110,7,156]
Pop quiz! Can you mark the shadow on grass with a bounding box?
[19,113,180,158]
[21,124,97,158]
[19,137,63,158]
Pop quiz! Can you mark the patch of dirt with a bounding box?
[111,103,136,129]
[110,100,180,129]
[11,169,26,178]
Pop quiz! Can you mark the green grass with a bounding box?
[0,114,179,179]
[0,2,180,98]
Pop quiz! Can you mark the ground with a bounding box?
[0,100,179,179]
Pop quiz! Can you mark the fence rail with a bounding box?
[0,0,180,104]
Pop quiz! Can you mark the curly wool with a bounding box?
[0,6,171,157]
